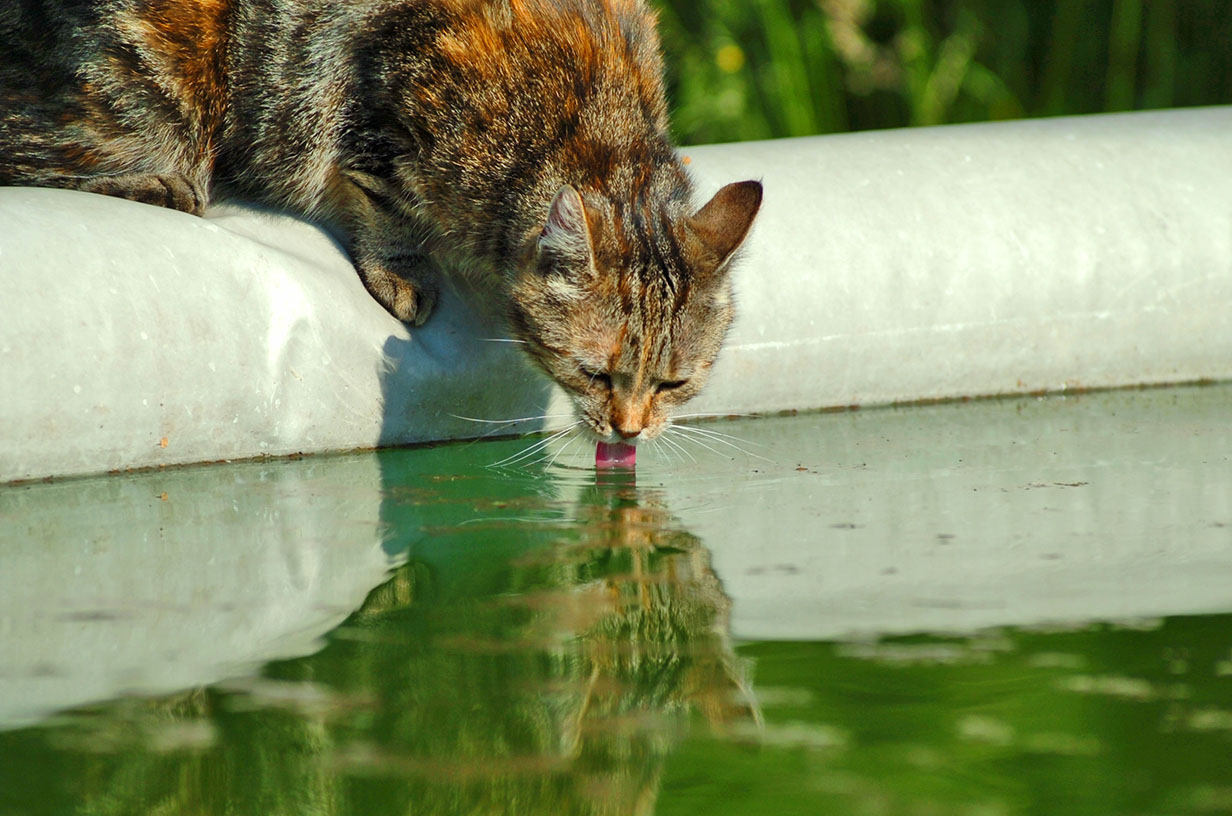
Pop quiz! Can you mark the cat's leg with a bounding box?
[0,101,212,216]
[0,124,211,216]
[352,237,441,327]
[78,173,208,217]
[328,177,441,326]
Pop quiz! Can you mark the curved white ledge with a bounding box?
[2,107,1230,482]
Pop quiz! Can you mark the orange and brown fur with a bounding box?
[0,0,762,444]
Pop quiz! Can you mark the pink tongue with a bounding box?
[595,441,637,469]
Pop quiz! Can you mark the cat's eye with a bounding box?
[581,367,611,388]
[656,379,688,393]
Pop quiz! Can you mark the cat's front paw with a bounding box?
[388,275,437,326]
[80,172,207,215]
[360,263,438,326]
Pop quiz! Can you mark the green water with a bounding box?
[2,386,1232,815]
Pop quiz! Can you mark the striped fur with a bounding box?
[0,0,762,443]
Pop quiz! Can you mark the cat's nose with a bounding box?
[616,425,642,440]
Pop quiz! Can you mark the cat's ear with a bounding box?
[537,184,594,265]
[687,180,763,271]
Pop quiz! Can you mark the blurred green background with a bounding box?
[653,0,1232,144]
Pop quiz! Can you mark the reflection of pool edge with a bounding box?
[0,452,395,732]
[670,384,1232,642]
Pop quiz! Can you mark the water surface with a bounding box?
[2,385,1231,814]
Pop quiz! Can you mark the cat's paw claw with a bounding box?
[390,278,436,327]
[363,264,437,326]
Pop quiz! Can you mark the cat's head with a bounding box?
[509,180,762,443]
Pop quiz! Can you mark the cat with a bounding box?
[0,0,762,445]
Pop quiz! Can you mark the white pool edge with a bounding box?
[2,107,1231,483]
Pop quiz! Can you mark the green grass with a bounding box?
[653,0,1232,144]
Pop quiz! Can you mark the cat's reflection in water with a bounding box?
[332,472,759,815]
[528,473,760,762]
[8,473,757,816]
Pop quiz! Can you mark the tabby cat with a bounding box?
[0,0,762,443]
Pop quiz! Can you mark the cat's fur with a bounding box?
[0,0,762,444]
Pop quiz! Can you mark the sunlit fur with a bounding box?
[510,180,760,443]
[0,0,761,442]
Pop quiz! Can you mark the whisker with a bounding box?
[481,338,527,344]
[671,411,756,420]
[544,427,584,471]
[463,424,524,446]
[648,436,677,465]
[666,437,694,464]
[674,436,700,465]
[490,424,580,468]
[664,427,729,460]
[657,433,696,464]
[564,435,592,470]
[519,430,576,466]
[458,413,576,446]
[491,438,557,469]
[672,424,765,453]
[507,438,574,470]
[674,423,766,448]
[450,412,574,425]
[670,425,773,462]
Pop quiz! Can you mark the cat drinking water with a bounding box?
[0,0,762,464]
